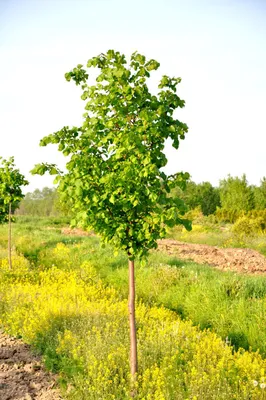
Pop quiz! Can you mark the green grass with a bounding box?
[1,218,266,356]
[168,218,266,256]
[88,247,266,354]
[1,218,266,398]
[1,256,265,399]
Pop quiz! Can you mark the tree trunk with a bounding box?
[128,258,137,387]
[8,202,12,270]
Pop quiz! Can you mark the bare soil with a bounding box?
[157,239,266,275]
[0,331,62,400]
[61,227,93,237]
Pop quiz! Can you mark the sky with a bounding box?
[0,0,266,192]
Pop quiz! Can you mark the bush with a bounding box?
[184,206,203,222]
[216,208,266,225]
[232,216,265,237]
[215,208,243,223]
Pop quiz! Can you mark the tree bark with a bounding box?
[128,258,137,385]
[8,202,12,270]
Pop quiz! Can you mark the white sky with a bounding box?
[0,0,265,192]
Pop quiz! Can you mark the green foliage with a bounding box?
[168,210,266,256]
[216,208,266,225]
[232,215,266,238]
[198,182,220,215]
[16,187,70,217]
[215,207,242,223]
[248,209,266,222]
[172,180,220,216]
[184,205,203,221]
[252,177,266,210]
[32,50,191,259]
[171,181,197,209]
[171,174,266,223]
[0,157,28,223]
[216,175,257,223]
[219,174,254,213]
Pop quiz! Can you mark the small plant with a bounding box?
[32,50,192,388]
[0,157,28,269]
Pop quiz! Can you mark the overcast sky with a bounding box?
[0,0,265,192]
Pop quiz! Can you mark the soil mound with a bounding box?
[0,331,62,400]
[158,239,266,274]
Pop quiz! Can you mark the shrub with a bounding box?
[232,216,265,237]
[215,208,243,223]
[184,206,203,222]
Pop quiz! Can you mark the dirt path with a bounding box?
[0,331,62,400]
[158,239,266,275]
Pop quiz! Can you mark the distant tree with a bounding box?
[32,50,191,388]
[174,180,199,209]
[197,182,221,215]
[0,157,28,268]
[219,174,254,213]
[172,180,220,215]
[252,178,266,210]
[17,187,60,216]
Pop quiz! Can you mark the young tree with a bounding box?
[196,182,221,215]
[171,180,220,215]
[253,177,266,210]
[219,174,254,213]
[32,50,191,386]
[0,157,28,269]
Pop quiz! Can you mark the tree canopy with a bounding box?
[0,157,28,223]
[219,174,254,213]
[32,50,191,259]
[172,180,221,216]
[252,178,266,210]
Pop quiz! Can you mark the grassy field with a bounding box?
[1,216,266,398]
[167,213,266,257]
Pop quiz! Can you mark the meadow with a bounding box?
[168,210,266,258]
[1,216,266,399]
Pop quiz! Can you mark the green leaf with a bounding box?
[33,49,189,259]
[50,167,58,175]
[109,195,115,204]
[145,59,160,71]
[158,75,169,88]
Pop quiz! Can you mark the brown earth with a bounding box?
[157,239,266,275]
[0,331,62,400]
[61,227,93,237]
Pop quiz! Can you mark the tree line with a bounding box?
[15,174,266,220]
[15,187,61,217]
[174,174,266,220]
